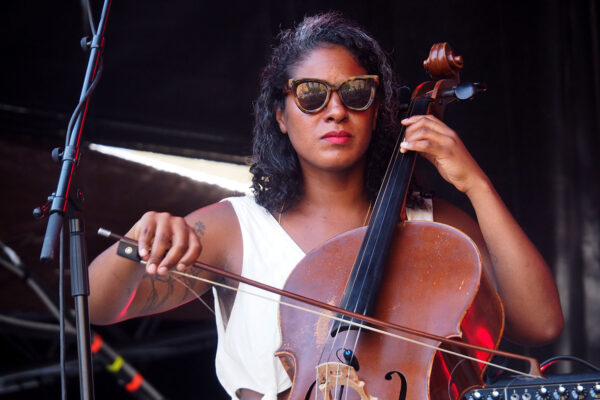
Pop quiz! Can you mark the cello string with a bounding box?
[333,97,413,328]
[345,331,362,400]
[277,201,377,397]
[318,202,374,400]
[320,98,416,398]
[169,269,540,379]
[333,97,417,384]
[345,96,415,320]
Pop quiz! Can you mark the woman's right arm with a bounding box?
[88,201,240,325]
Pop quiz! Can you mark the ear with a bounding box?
[275,107,288,134]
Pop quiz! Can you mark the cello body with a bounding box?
[277,221,504,400]
[274,43,504,399]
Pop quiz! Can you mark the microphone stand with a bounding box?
[37,1,112,399]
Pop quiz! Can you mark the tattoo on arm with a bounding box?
[139,266,208,313]
[137,219,211,313]
[194,221,206,236]
[141,273,176,314]
[178,266,207,302]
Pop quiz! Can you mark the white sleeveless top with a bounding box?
[213,195,433,399]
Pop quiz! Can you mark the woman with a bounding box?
[88,12,563,400]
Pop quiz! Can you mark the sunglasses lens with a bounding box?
[339,79,374,110]
[295,81,329,111]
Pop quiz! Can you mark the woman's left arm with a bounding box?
[401,115,564,345]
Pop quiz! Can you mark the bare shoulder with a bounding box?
[432,198,481,241]
[185,198,242,274]
[432,198,496,285]
[185,198,239,237]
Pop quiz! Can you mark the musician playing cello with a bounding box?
[88,12,564,400]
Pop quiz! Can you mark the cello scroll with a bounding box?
[416,42,485,120]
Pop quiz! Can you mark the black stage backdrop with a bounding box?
[0,1,598,399]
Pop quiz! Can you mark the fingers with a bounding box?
[148,215,176,274]
[157,217,201,274]
[176,230,202,272]
[400,115,457,157]
[400,137,452,160]
[136,212,156,260]
[133,212,201,275]
[399,115,485,193]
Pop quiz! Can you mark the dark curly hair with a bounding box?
[250,12,401,212]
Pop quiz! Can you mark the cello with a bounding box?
[274,42,503,400]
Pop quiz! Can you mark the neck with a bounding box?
[277,161,373,253]
[291,161,371,221]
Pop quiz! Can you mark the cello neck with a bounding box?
[336,94,431,323]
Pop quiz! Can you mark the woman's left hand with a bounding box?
[400,115,486,194]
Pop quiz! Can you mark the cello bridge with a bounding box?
[316,362,377,400]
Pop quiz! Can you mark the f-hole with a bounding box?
[385,371,407,400]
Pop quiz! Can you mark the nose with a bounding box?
[324,91,348,122]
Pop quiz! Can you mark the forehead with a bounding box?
[290,45,367,81]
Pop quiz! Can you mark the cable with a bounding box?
[64,58,103,145]
[82,0,97,36]
[540,355,600,373]
[65,0,101,146]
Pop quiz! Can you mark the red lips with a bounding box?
[322,131,352,144]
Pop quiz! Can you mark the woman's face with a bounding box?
[276,45,378,175]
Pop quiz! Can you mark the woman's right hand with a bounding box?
[129,211,203,275]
